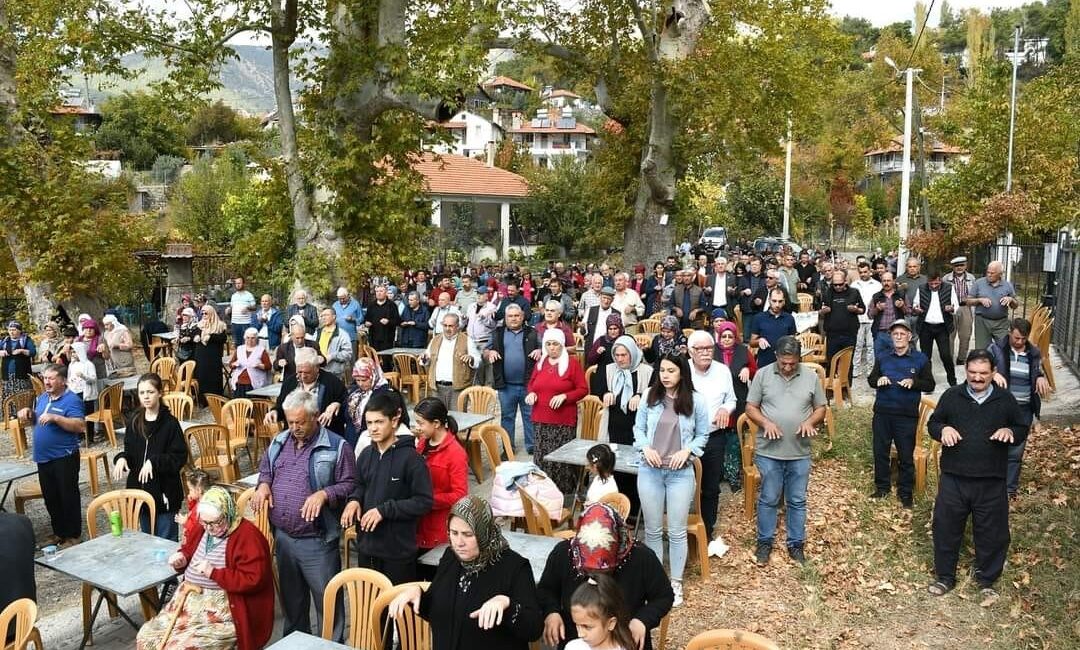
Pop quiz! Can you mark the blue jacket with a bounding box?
[250,307,284,349]
[988,335,1044,419]
[633,392,710,459]
[867,348,935,417]
[265,427,350,542]
[398,303,431,348]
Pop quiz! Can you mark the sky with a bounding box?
[826,0,1034,26]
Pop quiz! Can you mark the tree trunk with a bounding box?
[624,77,676,263]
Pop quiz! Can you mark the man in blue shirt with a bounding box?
[750,288,797,368]
[485,305,539,453]
[332,286,364,353]
[17,364,85,545]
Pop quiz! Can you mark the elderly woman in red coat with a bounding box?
[526,328,588,494]
[137,487,274,650]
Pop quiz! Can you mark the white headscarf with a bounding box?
[540,328,569,377]
[101,314,130,339]
[609,335,642,411]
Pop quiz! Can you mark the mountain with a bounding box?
[87,44,304,114]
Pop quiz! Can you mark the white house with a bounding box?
[429,110,504,159]
[864,137,968,181]
[542,88,583,109]
[507,107,597,168]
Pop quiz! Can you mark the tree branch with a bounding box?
[485,36,588,69]
[629,0,657,62]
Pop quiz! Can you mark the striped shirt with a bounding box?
[1008,349,1032,405]
[184,533,228,589]
[950,273,968,302]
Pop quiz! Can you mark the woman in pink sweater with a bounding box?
[526,329,588,494]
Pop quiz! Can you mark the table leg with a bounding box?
[79,590,108,650]
[0,480,12,512]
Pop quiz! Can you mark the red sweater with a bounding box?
[415,435,469,549]
[180,519,275,650]
[527,357,588,427]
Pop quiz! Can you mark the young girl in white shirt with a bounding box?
[565,574,636,650]
[585,444,619,505]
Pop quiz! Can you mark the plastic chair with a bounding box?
[187,425,237,482]
[236,487,278,594]
[2,389,35,457]
[219,398,255,470]
[162,391,194,421]
[584,364,597,390]
[14,481,43,515]
[736,414,760,519]
[370,582,433,650]
[150,357,177,391]
[395,354,426,404]
[518,485,573,539]
[796,331,826,365]
[80,447,113,496]
[0,598,42,650]
[477,423,516,472]
[825,346,854,407]
[597,492,631,520]
[321,568,393,648]
[84,489,157,642]
[250,399,280,460]
[29,374,45,395]
[633,333,655,350]
[639,319,662,334]
[797,294,814,313]
[176,360,197,397]
[891,397,937,498]
[204,393,227,425]
[342,526,358,568]
[578,395,604,442]
[685,628,781,650]
[457,386,499,481]
[685,457,709,579]
[84,382,123,447]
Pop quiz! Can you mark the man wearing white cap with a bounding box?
[947,257,976,364]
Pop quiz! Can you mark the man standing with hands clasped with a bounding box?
[252,390,356,641]
[926,349,1027,601]
[745,336,827,565]
[867,320,935,507]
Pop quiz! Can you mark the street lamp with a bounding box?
[884,56,920,272]
[782,118,793,240]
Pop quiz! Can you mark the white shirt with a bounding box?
[712,273,729,307]
[426,334,481,382]
[690,361,737,427]
[851,278,883,324]
[591,307,615,343]
[230,290,256,325]
[925,288,945,325]
[585,475,619,504]
[611,289,645,325]
[428,305,461,335]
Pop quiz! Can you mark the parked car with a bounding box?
[753,237,803,256]
[692,227,728,256]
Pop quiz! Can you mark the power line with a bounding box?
[902,0,937,71]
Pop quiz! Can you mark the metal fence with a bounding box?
[966,233,1056,321]
[1053,234,1080,377]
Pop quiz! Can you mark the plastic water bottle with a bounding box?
[109,510,122,537]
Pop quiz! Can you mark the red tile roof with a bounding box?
[509,122,596,135]
[484,76,534,92]
[865,136,966,156]
[438,121,467,129]
[49,106,100,116]
[547,89,581,99]
[413,153,529,198]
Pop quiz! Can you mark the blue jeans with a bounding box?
[231,323,247,347]
[637,463,695,581]
[139,509,179,542]
[754,455,811,548]
[498,383,534,452]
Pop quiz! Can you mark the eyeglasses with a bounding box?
[200,516,227,528]
[831,283,846,287]
[690,346,713,351]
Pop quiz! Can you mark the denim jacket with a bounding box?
[632,392,711,459]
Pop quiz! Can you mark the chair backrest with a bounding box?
[221,398,254,442]
[916,396,937,448]
[370,582,433,650]
[797,331,823,350]
[584,365,597,390]
[86,489,156,538]
[828,347,854,384]
[797,294,814,313]
[0,598,38,650]
[477,423,515,470]
[690,456,703,516]
[578,395,604,441]
[150,357,177,389]
[29,375,45,395]
[597,492,631,520]
[100,382,124,417]
[639,319,661,334]
[321,568,393,649]
[176,360,197,395]
[2,390,35,422]
[205,394,227,424]
[736,414,759,469]
[456,385,498,415]
[801,362,827,391]
[360,345,380,363]
[250,399,278,437]
[395,354,421,376]
[187,424,230,470]
[682,328,696,339]
[162,392,194,421]
[633,333,655,350]
[573,333,585,350]
[236,487,274,554]
[518,487,554,536]
[685,628,781,650]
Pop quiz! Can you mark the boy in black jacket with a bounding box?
[926,349,1027,598]
[341,392,433,584]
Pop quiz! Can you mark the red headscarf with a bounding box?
[570,503,634,575]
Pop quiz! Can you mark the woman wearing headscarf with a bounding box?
[193,304,228,401]
[388,496,543,650]
[37,322,64,364]
[102,314,137,377]
[644,315,687,370]
[598,335,653,514]
[137,487,274,650]
[712,320,756,426]
[77,318,109,386]
[1,321,36,404]
[175,294,194,328]
[67,341,99,442]
[343,357,394,451]
[585,314,624,393]
[538,503,673,650]
[227,328,270,398]
[176,307,200,363]
[526,329,588,494]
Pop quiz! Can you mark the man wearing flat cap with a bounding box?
[947,257,976,364]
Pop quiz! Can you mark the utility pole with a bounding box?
[782,118,793,240]
[898,67,918,272]
[940,73,946,112]
[1003,24,1022,282]
[914,91,931,230]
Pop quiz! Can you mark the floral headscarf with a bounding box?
[449,496,509,576]
[198,486,242,536]
[570,503,634,575]
[609,335,642,412]
[656,315,685,357]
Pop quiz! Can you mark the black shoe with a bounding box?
[871,489,889,499]
[755,542,772,565]
[788,545,806,565]
[900,497,913,509]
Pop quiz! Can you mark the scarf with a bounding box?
[198,309,227,337]
[450,496,509,576]
[609,335,642,412]
[198,486,242,552]
[539,328,569,376]
[657,315,683,357]
[715,320,738,366]
[570,503,634,575]
[79,319,101,358]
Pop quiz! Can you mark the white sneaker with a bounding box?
[708,537,730,558]
[671,579,683,607]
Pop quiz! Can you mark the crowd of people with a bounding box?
[0,241,1053,648]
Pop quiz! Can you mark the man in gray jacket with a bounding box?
[315,308,354,379]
